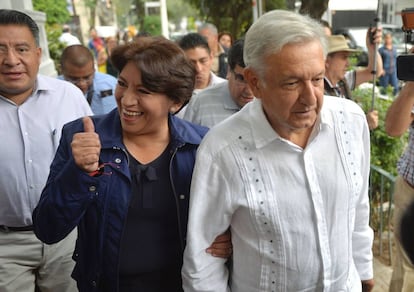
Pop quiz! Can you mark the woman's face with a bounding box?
[219,34,232,49]
[115,61,181,138]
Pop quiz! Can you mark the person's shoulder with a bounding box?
[95,71,117,81]
[94,72,117,86]
[185,82,230,121]
[38,75,91,112]
[201,101,252,141]
[170,115,209,142]
[193,81,228,101]
[38,74,80,91]
[323,95,365,117]
[197,111,248,157]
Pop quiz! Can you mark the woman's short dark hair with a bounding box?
[111,36,195,105]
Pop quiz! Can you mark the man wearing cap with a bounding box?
[325,29,383,130]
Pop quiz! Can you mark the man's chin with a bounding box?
[195,81,207,90]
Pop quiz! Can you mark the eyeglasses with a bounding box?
[64,73,94,85]
[232,70,248,85]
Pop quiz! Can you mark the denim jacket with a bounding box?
[33,109,208,292]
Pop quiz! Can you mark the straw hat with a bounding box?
[327,35,359,54]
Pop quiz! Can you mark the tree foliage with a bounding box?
[33,0,70,25]
[132,0,147,31]
[142,15,162,36]
[183,0,284,39]
[33,0,69,73]
[183,0,330,39]
[167,0,200,32]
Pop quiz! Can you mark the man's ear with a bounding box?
[325,55,331,69]
[244,68,261,98]
[170,102,183,114]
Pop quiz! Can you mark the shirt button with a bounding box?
[89,186,96,192]
[115,158,121,163]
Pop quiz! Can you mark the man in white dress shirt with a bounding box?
[182,10,374,292]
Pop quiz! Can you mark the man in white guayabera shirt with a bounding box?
[182,9,374,292]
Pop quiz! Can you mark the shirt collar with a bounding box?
[247,99,330,150]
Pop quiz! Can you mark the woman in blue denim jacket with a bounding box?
[33,37,231,292]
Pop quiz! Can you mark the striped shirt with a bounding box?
[397,115,414,186]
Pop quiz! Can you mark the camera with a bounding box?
[397,8,414,81]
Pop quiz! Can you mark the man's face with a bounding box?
[219,34,232,49]
[245,40,325,141]
[228,65,254,108]
[62,61,95,94]
[90,28,98,39]
[325,51,350,83]
[0,25,41,103]
[184,47,213,90]
[199,28,218,52]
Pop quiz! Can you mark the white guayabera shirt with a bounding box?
[182,97,373,292]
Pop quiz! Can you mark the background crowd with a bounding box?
[1,5,414,292]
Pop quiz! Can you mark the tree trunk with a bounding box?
[286,0,296,10]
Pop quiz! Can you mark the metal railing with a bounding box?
[369,164,396,265]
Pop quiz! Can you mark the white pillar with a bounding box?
[257,0,263,17]
[0,0,33,10]
[160,0,169,38]
[252,0,258,22]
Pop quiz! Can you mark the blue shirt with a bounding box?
[59,72,117,115]
[0,75,92,226]
[379,46,397,74]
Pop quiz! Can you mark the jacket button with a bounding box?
[115,158,121,163]
[89,186,96,192]
[91,280,97,287]
[179,194,185,199]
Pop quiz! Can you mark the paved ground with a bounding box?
[373,256,392,292]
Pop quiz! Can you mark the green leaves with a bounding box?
[33,0,71,25]
[353,86,407,175]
